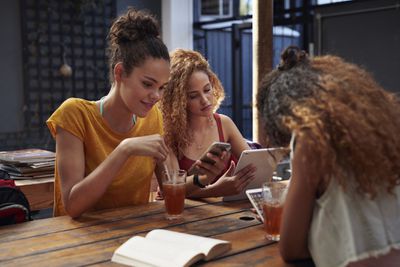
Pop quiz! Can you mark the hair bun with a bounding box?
[278,46,308,71]
[109,8,160,46]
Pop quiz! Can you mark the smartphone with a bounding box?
[188,142,231,175]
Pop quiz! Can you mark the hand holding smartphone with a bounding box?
[188,142,231,175]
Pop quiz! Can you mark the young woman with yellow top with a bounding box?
[47,8,171,218]
[48,9,230,218]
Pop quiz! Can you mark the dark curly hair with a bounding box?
[257,46,400,197]
[107,7,169,83]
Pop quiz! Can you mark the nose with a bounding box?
[150,89,162,101]
[200,93,209,105]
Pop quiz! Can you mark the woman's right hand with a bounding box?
[210,161,256,196]
[121,134,169,161]
[192,150,230,183]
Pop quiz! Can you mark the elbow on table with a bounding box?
[64,204,84,219]
[279,241,310,263]
[280,248,301,263]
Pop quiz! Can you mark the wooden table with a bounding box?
[0,198,314,267]
[15,177,54,211]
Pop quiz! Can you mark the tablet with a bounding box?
[222,147,289,201]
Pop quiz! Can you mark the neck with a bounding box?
[187,114,216,151]
[100,86,136,133]
[188,115,216,132]
[188,114,214,132]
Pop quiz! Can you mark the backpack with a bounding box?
[0,177,31,226]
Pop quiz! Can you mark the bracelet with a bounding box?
[193,174,206,188]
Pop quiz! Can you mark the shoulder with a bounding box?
[47,98,93,140]
[291,130,324,192]
[56,98,94,115]
[216,113,239,135]
[60,97,92,109]
[216,113,235,128]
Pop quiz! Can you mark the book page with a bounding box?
[146,229,231,261]
[112,236,204,267]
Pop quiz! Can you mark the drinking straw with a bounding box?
[163,163,172,183]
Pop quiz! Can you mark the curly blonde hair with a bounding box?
[257,46,400,197]
[160,49,225,156]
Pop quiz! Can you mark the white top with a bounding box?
[290,133,400,267]
[309,170,400,267]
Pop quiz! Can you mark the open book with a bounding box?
[111,229,231,267]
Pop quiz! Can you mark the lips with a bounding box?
[201,105,212,112]
[141,101,155,112]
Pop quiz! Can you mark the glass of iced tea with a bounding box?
[262,181,288,241]
[162,169,187,220]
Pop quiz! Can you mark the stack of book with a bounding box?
[0,149,55,180]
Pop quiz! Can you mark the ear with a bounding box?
[113,62,124,83]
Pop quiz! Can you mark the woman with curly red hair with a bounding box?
[161,49,256,198]
[257,46,400,266]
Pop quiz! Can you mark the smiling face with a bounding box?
[118,57,170,118]
[186,71,214,117]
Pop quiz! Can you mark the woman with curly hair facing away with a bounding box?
[47,8,170,218]
[257,46,400,266]
[160,49,256,198]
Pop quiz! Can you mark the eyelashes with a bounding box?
[188,87,212,100]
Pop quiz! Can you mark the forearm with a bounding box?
[186,175,224,198]
[186,187,219,198]
[279,133,318,262]
[185,174,214,197]
[64,143,130,218]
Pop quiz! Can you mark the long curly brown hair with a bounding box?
[160,49,225,156]
[257,46,400,197]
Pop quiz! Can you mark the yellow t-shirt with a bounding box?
[47,98,163,216]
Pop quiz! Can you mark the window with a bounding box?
[317,0,351,4]
[200,0,233,21]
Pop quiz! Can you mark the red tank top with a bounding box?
[179,113,236,180]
